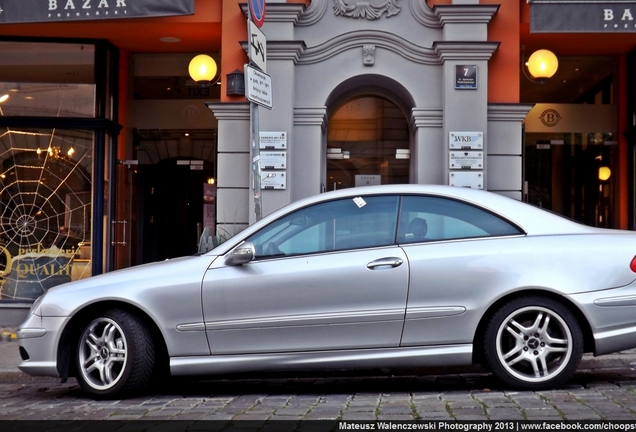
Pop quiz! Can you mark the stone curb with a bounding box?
[0,330,17,342]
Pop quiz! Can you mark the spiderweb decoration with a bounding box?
[0,128,93,300]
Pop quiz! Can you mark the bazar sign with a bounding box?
[0,0,194,23]
[530,0,636,33]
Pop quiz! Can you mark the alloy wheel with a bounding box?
[495,305,572,383]
[77,317,128,391]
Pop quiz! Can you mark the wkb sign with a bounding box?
[0,0,194,23]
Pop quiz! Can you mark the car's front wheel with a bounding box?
[75,309,155,399]
[483,296,583,390]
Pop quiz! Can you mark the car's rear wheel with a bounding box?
[483,296,583,390]
[75,309,155,399]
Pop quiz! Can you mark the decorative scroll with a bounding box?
[333,0,401,20]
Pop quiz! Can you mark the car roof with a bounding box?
[211,184,597,256]
[289,184,590,233]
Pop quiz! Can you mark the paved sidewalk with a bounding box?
[1,335,636,421]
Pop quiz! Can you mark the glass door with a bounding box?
[525,132,617,227]
[327,96,410,191]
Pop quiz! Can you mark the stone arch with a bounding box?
[325,74,416,120]
[324,74,417,190]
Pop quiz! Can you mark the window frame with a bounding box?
[246,195,401,260]
[243,193,526,262]
[396,194,525,245]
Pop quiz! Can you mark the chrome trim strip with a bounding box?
[205,309,406,330]
[176,323,206,332]
[594,295,636,307]
[16,328,47,339]
[399,233,526,247]
[405,306,466,320]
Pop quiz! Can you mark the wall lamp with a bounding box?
[226,69,245,96]
[189,54,219,85]
[522,46,559,83]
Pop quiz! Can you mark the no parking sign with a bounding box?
[249,0,266,27]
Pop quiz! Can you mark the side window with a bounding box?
[247,195,399,258]
[398,196,522,243]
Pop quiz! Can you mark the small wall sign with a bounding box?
[449,172,483,189]
[262,171,286,189]
[260,132,287,149]
[455,65,477,89]
[449,132,483,149]
[450,151,483,170]
[355,175,381,187]
[261,151,286,169]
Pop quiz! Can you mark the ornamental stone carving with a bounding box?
[333,0,400,20]
[363,45,376,66]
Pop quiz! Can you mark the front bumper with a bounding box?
[17,314,66,377]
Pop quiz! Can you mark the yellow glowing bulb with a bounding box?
[188,54,218,82]
[527,49,559,79]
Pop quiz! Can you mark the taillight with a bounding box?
[631,256,636,273]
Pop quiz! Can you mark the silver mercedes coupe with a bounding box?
[16,184,636,398]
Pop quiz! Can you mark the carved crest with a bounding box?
[333,0,401,20]
[363,45,376,66]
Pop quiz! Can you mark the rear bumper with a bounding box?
[570,281,636,356]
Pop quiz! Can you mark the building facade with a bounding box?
[0,0,634,323]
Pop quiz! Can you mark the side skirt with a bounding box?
[170,344,473,376]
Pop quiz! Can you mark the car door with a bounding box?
[396,195,524,347]
[201,195,409,354]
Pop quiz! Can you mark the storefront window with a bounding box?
[0,41,95,118]
[0,128,93,300]
[0,39,117,302]
[327,96,409,190]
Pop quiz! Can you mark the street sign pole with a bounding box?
[249,7,260,222]
[248,16,261,221]
[251,98,262,222]
[247,0,267,221]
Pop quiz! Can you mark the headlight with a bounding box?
[28,293,46,318]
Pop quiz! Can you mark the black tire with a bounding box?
[75,309,155,399]
[482,296,583,390]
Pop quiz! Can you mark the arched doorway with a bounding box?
[327,96,410,191]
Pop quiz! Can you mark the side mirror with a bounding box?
[225,242,256,266]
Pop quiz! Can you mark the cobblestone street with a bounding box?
[1,339,636,422]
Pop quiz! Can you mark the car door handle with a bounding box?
[367,257,404,269]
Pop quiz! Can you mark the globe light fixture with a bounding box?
[189,54,218,83]
[599,166,612,181]
[526,49,559,79]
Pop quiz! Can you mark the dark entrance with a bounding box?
[525,132,616,228]
[137,159,214,263]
